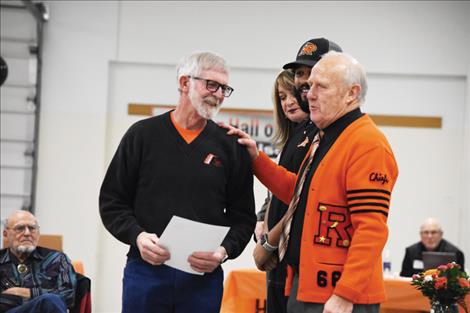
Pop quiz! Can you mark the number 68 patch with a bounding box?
[317,270,342,287]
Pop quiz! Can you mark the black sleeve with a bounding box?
[256,192,271,221]
[99,124,144,246]
[457,250,465,271]
[221,145,256,259]
[400,247,414,277]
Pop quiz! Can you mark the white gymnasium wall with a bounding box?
[23,1,469,312]
[0,4,37,236]
[34,0,118,302]
[462,37,470,274]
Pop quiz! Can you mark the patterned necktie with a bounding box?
[278,132,321,261]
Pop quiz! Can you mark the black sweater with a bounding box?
[99,111,256,260]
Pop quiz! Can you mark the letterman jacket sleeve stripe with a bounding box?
[347,195,390,202]
[348,202,389,209]
[346,188,391,195]
[346,190,391,213]
[349,209,389,217]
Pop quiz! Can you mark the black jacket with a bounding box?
[400,239,465,277]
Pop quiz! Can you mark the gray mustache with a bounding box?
[204,96,219,106]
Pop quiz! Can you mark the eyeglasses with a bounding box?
[420,230,441,236]
[8,224,40,234]
[189,76,234,97]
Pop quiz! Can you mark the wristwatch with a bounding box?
[260,233,277,252]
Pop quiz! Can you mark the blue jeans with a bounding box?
[7,294,67,313]
[122,257,224,313]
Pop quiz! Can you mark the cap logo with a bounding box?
[298,42,317,56]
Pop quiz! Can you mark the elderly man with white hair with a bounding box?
[0,210,76,313]
[400,217,465,277]
[225,51,399,313]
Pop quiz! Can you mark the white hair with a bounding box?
[420,217,443,232]
[321,51,368,104]
[3,210,39,228]
[176,51,229,87]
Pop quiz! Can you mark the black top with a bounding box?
[267,120,317,229]
[286,108,364,269]
[255,121,317,224]
[400,239,465,277]
[99,111,256,260]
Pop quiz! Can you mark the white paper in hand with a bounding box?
[158,215,230,275]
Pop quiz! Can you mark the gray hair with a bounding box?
[321,51,368,104]
[176,51,229,85]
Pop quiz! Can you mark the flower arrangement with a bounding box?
[411,262,470,313]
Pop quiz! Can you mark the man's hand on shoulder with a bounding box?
[136,231,170,266]
[323,294,353,313]
[218,122,259,160]
[2,287,30,299]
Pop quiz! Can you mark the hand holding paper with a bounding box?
[136,231,170,266]
[188,246,227,273]
[158,216,230,275]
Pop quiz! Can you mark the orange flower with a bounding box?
[458,277,470,288]
[434,277,447,289]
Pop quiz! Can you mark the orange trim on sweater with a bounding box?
[170,112,204,143]
[253,115,399,304]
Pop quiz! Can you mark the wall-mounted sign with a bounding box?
[128,103,442,158]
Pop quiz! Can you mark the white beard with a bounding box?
[189,85,220,120]
[16,245,35,255]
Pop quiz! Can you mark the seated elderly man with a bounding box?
[400,217,465,277]
[0,210,76,313]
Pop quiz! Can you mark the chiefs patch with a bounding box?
[369,172,389,185]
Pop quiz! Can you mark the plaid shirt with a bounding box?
[0,246,76,308]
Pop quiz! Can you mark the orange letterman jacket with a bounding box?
[253,114,398,304]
